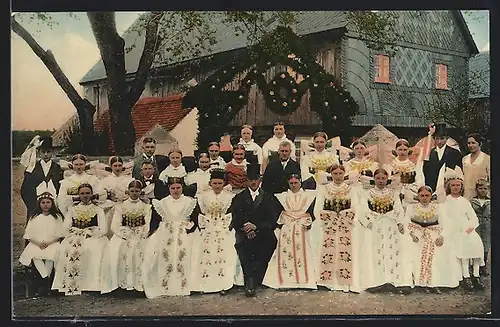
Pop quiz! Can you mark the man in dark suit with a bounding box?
[261,140,301,194]
[132,137,169,180]
[20,136,64,222]
[230,165,282,297]
[423,123,463,191]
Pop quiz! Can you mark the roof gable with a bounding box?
[79,11,348,84]
[94,94,189,153]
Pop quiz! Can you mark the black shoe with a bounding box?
[244,278,256,297]
[430,287,442,294]
[480,266,489,277]
[473,276,485,290]
[462,277,474,291]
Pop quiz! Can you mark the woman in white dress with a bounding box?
[100,156,134,238]
[19,191,65,296]
[57,154,106,217]
[300,132,338,190]
[312,164,363,293]
[191,169,237,295]
[100,180,152,295]
[142,177,198,299]
[443,167,485,291]
[263,173,317,290]
[358,168,413,294]
[237,124,263,172]
[388,139,425,211]
[261,121,296,172]
[344,140,378,201]
[52,183,109,295]
[185,153,212,198]
[406,185,460,293]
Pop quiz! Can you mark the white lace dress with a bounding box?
[100,198,152,293]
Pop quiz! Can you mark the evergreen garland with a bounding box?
[183,26,359,150]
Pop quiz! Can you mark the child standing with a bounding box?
[19,191,64,297]
[443,167,485,291]
[470,179,490,277]
[100,180,152,295]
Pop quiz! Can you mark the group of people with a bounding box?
[18,121,490,299]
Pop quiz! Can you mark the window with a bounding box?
[435,64,449,90]
[150,80,163,97]
[92,86,100,110]
[375,54,391,83]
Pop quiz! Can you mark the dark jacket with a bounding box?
[261,158,301,194]
[132,154,169,180]
[423,145,462,191]
[230,188,282,244]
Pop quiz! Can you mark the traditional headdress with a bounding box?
[36,181,57,200]
[210,168,226,181]
[444,166,464,182]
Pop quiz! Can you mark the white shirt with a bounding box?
[142,153,155,162]
[158,164,187,181]
[249,187,260,201]
[281,158,290,169]
[238,138,263,165]
[436,144,447,161]
[40,159,52,177]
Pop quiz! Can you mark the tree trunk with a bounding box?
[11,17,97,154]
[87,12,164,155]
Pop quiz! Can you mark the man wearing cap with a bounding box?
[20,136,64,222]
[230,164,283,297]
[423,123,463,192]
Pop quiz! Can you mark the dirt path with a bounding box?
[11,162,491,317]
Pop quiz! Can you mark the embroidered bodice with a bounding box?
[410,203,439,227]
[65,173,97,196]
[391,158,416,184]
[367,187,395,214]
[72,203,99,229]
[346,158,375,176]
[121,199,149,228]
[323,182,352,212]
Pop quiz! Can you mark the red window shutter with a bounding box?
[382,56,390,81]
[443,65,448,88]
[435,64,441,88]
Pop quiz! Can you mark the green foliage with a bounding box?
[183,26,359,150]
[12,130,53,157]
[347,11,402,55]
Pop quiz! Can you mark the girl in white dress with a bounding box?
[300,132,339,190]
[19,191,64,296]
[263,173,317,290]
[443,167,485,291]
[388,139,425,211]
[100,156,134,238]
[237,124,263,172]
[52,183,109,295]
[57,154,106,217]
[344,140,378,201]
[191,169,237,295]
[358,168,413,294]
[142,177,198,298]
[312,164,363,293]
[158,149,188,181]
[100,180,152,295]
[406,186,461,293]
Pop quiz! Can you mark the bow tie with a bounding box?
[281,159,288,162]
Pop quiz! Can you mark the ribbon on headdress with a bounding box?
[36,180,57,200]
[59,159,103,178]
[444,165,464,182]
[20,135,43,173]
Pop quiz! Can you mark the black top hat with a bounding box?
[210,168,226,181]
[39,136,53,150]
[434,123,447,137]
[246,164,261,181]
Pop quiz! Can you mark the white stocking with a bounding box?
[33,259,48,278]
[461,259,470,278]
[472,259,480,277]
[45,260,54,277]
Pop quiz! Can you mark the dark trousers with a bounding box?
[235,231,277,286]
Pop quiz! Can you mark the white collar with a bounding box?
[272,135,287,142]
[231,159,248,166]
[249,187,260,195]
[239,138,254,145]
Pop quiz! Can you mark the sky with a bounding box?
[11,11,490,131]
